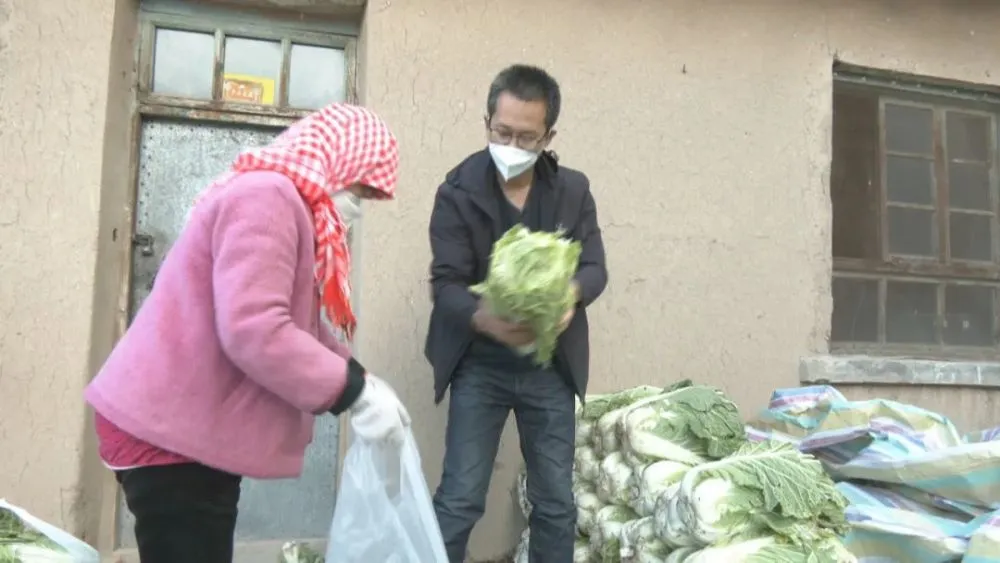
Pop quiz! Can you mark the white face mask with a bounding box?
[333,191,362,228]
[488,143,540,181]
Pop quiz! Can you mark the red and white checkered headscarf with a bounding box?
[200,104,399,339]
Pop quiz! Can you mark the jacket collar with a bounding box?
[444,148,561,225]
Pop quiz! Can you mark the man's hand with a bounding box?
[472,300,535,347]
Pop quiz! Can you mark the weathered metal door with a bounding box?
[119,118,341,557]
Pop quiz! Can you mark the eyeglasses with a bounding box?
[487,126,546,150]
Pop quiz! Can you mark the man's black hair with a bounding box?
[486,64,561,130]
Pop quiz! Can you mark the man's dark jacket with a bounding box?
[425,148,607,404]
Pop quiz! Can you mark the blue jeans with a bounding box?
[432,360,577,563]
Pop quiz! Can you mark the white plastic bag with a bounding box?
[325,427,448,563]
[0,499,100,562]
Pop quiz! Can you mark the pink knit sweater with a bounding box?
[85,171,354,479]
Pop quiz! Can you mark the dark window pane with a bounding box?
[832,89,881,260]
[832,278,879,342]
[888,206,936,257]
[946,112,991,162]
[944,284,995,346]
[885,103,933,155]
[886,281,938,344]
[886,155,934,205]
[948,161,992,211]
[950,212,993,262]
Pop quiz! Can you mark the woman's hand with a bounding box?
[349,375,411,445]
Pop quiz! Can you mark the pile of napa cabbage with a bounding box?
[514,381,857,563]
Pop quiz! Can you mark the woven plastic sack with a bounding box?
[325,425,447,563]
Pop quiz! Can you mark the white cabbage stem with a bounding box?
[597,451,634,505]
[597,406,630,455]
[652,484,699,548]
[675,477,733,545]
[589,506,638,559]
[664,547,700,563]
[573,482,602,536]
[572,538,593,563]
[576,419,595,447]
[618,517,656,559]
[621,403,706,466]
[574,446,601,483]
[629,460,690,517]
[683,537,777,562]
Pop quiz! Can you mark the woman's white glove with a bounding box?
[349,374,411,446]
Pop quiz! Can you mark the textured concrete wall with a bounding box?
[0,0,123,542]
[1,0,999,559]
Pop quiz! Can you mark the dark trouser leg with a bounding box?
[117,463,242,563]
[433,365,511,563]
[514,369,577,563]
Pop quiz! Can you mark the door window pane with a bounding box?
[223,37,282,105]
[289,44,347,109]
[832,277,879,342]
[886,155,934,205]
[946,112,991,162]
[885,103,933,155]
[943,284,995,346]
[948,161,991,211]
[887,206,936,257]
[886,281,938,344]
[950,212,993,262]
[152,29,215,99]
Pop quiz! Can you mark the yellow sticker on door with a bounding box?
[222,74,276,105]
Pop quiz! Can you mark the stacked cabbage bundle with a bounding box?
[514,381,858,562]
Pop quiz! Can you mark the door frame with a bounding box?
[98,3,360,560]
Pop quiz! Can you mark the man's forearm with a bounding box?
[436,283,480,329]
[573,265,607,307]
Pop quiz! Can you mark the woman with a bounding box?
[84,104,411,563]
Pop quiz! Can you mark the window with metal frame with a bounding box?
[136,13,357,125]
[831,65,1000,361]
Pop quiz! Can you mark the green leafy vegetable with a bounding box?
[621,385,747,465]
[581,386,663,421]
[684,535,857,563]
[280,541,325,563]
[671,440,849,548]
[0,506,69,562]
[470,225,581,365]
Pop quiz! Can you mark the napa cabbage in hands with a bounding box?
[470,225,581,365]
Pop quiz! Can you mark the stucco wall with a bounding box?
[0,0,125,544]
[1,0,999,560]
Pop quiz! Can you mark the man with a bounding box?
[425,64,607,563]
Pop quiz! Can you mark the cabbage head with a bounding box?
[629,460,690,517]
[470,225,581,365]
[673,440,849,548]
[590,505,637,563]
[684,535,857,563]
[620,385,746,466]
[581,386,663,421]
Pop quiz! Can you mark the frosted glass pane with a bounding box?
[224,37,282,105]
[152,29,215,99]
[289,44,347,109]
